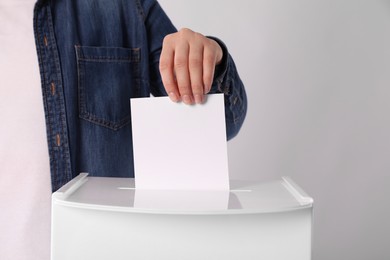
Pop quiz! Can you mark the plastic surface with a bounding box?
[53,173,313,214]
[51,174,313,260]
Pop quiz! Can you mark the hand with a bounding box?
[159,28,223,105]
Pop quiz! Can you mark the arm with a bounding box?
[142,0,247,140]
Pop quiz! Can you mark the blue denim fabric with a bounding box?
[33,0,247,191]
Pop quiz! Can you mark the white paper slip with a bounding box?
[130,94,229,191]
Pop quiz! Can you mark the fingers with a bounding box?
[189,43,205,104]
[159,28,222,105]
[174,41,193,104]
[159,35,180,102]
[203,44,217,95]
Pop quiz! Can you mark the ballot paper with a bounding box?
[130,94,229,191]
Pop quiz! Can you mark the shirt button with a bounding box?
[51,82,56,96]
[43,35,48,47]
[233,96,238,105]
[56,134,61,147]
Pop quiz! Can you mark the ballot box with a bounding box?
[51,173,313,260]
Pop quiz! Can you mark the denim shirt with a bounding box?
[33,0,247,191]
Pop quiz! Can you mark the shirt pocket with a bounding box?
[75,45,141,131]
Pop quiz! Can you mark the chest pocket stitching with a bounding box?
[75,45,141,131]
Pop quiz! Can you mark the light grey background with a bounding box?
[158,1,390,260]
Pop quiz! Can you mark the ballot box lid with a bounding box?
[52,173,313,215]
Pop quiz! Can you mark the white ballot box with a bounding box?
[51,173,313,260]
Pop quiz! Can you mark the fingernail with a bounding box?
[204,85,211,94]
[169,92,179,102]
[182,95,193,105]
[194,94,204,104]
